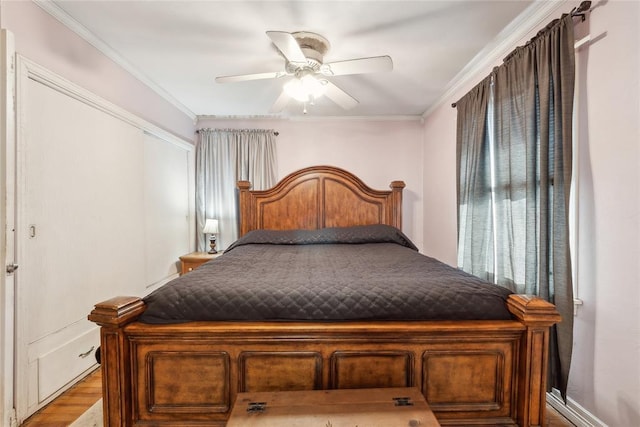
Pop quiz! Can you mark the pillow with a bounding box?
[226,224,418,252]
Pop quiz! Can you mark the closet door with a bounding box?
[0,30,16,427]
[15,57,193,423]
[143,132,191,287]
[17,74,147,417]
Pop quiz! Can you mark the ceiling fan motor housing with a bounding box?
[291,31,330,69]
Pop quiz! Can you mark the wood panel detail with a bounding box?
[323,178,383,227]
[143,351,230,415]
[238,165,404,236]
[258,178,320,230]
[421,346,516,423]
[423,351,503,408]
[238,351,322,392]
[330,351,413,389]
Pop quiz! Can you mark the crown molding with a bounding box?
[18,54,194,148]
[197,114,424,123]
[423,0,568,118]
[33,0,197,121]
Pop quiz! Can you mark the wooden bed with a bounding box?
[89,165,560,427]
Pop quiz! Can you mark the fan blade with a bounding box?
[266,31,307,65]
[324,81,358,110]
[215,71,286,84]
[322,55,393,76]
[269,91,291,113]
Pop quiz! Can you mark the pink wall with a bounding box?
[421,107,457,265]
[422,1,640,425]
[0,1,194,141]
[197,117,425,250]
[569,2,640,423]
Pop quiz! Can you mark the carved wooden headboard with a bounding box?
[238,165,405,236]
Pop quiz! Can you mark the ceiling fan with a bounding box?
[215,31,393,113]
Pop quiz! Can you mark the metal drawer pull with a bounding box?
[247,402,267,413]
[78,346,95,359]
[393,397,413,406]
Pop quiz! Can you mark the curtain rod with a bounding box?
[195,129,279,136]
[451,0,591,109]
[570,0,591,22]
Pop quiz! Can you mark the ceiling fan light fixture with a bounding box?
[284,75,328,102]
[216,31,391,113]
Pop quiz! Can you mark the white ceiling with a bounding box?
[43,0,539,119]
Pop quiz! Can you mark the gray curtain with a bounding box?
[195,129,277,251]
[456,76,493,281]
[456,14,575,398]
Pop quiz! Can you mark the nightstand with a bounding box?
[179,251,223,275]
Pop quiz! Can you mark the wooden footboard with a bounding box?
[89,294,560,427]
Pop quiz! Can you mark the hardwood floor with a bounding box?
[21,369,102,427]
[21,368,574,426]
[548,407,577,427]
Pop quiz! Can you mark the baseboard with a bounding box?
[548,390,609,427]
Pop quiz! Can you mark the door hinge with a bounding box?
[5,263,18,274]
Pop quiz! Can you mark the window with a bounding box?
[455,13,576,396]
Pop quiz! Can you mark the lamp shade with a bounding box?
[202,219,219,234]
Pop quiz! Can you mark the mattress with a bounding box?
[139,225,513,323]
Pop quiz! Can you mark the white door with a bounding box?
[12,57,192,423]
[1,29,17,427]
[14,60,147,421]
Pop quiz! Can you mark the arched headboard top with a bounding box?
[238,165,405,236]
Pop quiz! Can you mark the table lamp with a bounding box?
[202,219,219,254]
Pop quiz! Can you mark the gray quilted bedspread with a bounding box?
[139,225,513,323]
